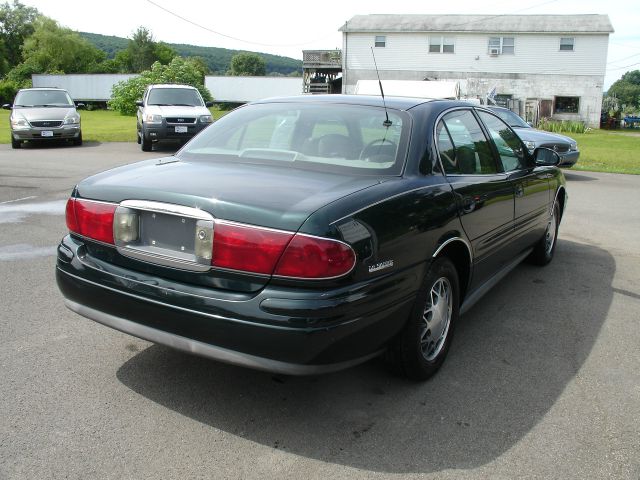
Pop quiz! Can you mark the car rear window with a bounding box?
[179,103,410,176]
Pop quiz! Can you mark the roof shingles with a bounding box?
[339,14,614,34]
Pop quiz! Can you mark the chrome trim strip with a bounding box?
[73,198,117,207]
[63,297,383,376]
[432,236,473,262]
[120,200,214,221]
[553,186,567,216]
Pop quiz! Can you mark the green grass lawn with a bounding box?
[568,129,640,175]
[1,109,638,174]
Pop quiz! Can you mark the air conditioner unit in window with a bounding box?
[489,48,500,56]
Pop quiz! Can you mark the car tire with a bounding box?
[11,137,21,149]
[136,127,141,144]
[389,257,459,380]
[73,132,83,146]
[141,133,152,152]
[528,200,560,266]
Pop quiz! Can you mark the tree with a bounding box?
[228,52,266,76]
[0,37,8,75]
[607,70,640,112]
[0,0,40,69]
[109,57,212,115]
[117,27,176,73]
[18,17,105,74]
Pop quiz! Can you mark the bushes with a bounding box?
[0,80,19,104]
[108,57,212,115]
[537,118,589,134]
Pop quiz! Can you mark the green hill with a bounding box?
[79,31,302,76]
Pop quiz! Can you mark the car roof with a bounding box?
[147,84,197,90]
[251,94,472,111]
[18,87,70,92]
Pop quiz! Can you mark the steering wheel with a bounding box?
[359,138,398,161]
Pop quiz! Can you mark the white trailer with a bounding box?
[205,76,303,103]
[32,74,138,101]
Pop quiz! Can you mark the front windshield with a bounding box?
[179,102,409,176]
[147,88,204,106]
[14,90,73,107]
[490,108,530,128]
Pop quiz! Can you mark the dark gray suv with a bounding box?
[136,84,213,152]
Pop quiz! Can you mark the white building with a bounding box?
[340,14,613,127]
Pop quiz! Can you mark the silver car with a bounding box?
[3,88,83,149]
[487,106,579,168]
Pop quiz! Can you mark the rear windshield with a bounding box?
[14,90,73,107]
[179,102,409,176]
[147,88,204,106]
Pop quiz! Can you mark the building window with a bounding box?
[554,96,579,114]
[494,94,512,108]
[560,37,574,51]
[429,36,455,53]
[488,36,515,55]
[374,36,386,48]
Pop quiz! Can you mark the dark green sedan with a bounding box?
[56,95,567,380]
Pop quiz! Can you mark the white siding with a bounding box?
[205,77,303,103]
[344,32,609,76]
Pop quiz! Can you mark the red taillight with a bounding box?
[65,198,117,244]
[212,222,293,275]
[211,221,356,279]
[274,234,355,279]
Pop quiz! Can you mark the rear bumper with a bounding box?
[56,235,421,374]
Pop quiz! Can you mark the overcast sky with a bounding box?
[19,0,640,89]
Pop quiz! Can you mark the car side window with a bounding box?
[477,111,527,172]
[437,110,497,175]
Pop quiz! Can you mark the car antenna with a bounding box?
[371,47,392,127]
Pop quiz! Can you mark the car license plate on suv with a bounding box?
[41,131,53,137]
[175,126,188,133]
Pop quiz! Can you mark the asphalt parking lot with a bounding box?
[1,141,638,479]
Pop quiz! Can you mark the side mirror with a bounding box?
[2,104,11,110]
[205,101,213,107]
[135,100,143,107]
[75,102,85,109]
[534,147,560,166]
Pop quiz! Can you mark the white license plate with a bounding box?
[175,126,188,133]
[41,131,53,137]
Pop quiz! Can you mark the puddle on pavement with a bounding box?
[0,243,55,261]
[0,200,67,224]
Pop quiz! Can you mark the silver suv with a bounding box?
[136,84,213,151]
[3,87,82,149]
